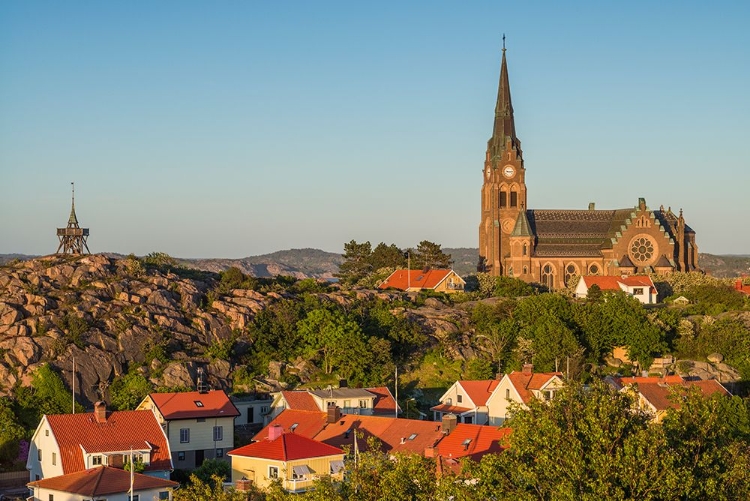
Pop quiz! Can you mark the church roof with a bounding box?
[618,254,635,267]
[510,209,532,237]
[654,255,674,268]
[527,208,634,257]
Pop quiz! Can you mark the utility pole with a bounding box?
[394,366,398,418]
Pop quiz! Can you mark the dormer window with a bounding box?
[290,423,299,432]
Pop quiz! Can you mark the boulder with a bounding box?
[147,290,178,309]
[0,302,23,325]
[605,356,624,368]
[707,353,724,364]
[0,336,40,367]
[159,362,195,388]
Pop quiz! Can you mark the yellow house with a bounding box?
[228,425,345,493]
[379,269,466,293]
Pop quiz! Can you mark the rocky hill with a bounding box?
[0,254,476,408]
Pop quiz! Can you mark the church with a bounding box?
[478,45,699,290]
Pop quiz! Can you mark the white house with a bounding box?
[575,275,658,304]
[230,394,273,429]
[486,366,565,425]
[26,402,172,482]
[430,380,500,425]
[136,389,239,470]
[27,466,178,501]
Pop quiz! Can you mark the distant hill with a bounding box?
[2,249,747,279]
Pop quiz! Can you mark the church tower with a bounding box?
[478,39,526,275]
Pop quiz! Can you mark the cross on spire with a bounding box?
[502,33,506,53]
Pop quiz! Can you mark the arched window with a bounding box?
[565,264,577,286]
[510,190,518,207]
[522,243,527,256]
[499,190,507,208]
[589,264,600,275]
[523,266,528,275]
[541,264,554,290]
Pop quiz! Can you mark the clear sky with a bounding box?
[1,1,748,258]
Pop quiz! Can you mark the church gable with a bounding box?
[612,202,675,273]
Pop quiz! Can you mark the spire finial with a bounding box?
[71,182,75,208]
[502,33,506,53]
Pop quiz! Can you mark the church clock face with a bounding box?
[503,165,515,178]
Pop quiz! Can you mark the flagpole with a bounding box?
[394,366,398,418]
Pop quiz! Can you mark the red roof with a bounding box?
[429,404,473,415]
[507,371,563,404]
[229,432,342,461]
[608,375,684,391]
[458,380,499,406]
[379,269,458,291]
[148,390,239,420]
[632,380,730,412]
[313,414,446,456]
[436,424,510,461]
[366,386,400,414]
[45,410,171,474]
[581,275,655,292]
[27,466,177,496]
[280,391,321,412]
[253,410,328,441]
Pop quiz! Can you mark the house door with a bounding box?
[248,407,254,424]
[195,449,205,468]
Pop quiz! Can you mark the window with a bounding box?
[408,433,418,441]
[632,288,644,295]
[49,495,53,501]
[506,389,510,399]
[196,418,206,423]
[213,426,223,442]
[52,452,56,466]
[589,264,599,275]
[194,400,204,407]
[132,496,140,501]
[541,264,554,290]
[45,429,49,436]
[261,406,269,413]
[499,191,507,208]
[456,395,462,404]
[180,428,190,443]
[178,452,185,462]
[215,448,223,458]
[510,191,518,207]
[359,400,368,408]
[564,264,577,286]
[269,466,279,479]
[159,492,170,500]
[343,400,351,409]
[523,243,527,256]
[92,455,102,466]
[523,266,527,274]
[290,423,299,432]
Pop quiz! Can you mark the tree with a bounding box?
[173,474,255,501]
[336,240,373,285]
[464,381,684,500]
[110,371,153,410]
[15,364,84,429]
[0,399,24,465]
[297,308,368,377]
[370,242,406,270]
[411,240,451,270]
[193,458,231,485]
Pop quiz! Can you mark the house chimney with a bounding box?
[522,364,534,375]
[442,413,457,435]
[588,202,595,210]
[424,446,435,458]
[495,372,503,380]
[327,403,341,424]
[236,478,253,492]
[267,425,283,441]
[94,401,107,424]
[400,437,406,444]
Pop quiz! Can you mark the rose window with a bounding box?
[630,236,655,263]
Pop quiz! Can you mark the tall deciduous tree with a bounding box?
[297,309,368,377]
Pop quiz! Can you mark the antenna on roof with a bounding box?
[197,367,209,393]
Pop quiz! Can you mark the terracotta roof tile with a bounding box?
[149,390,239,420]
[633,380,730,412]
[379,269,458,291]
[608,375,684,391]
[436,424,510,461]
[507,371,563,404]
[46,410,171,475]
[27,466,177,496]
[429,404,473,415]
[458,380,499,406]
[253,410,328,441]
[366,386,400,414]
[281,391,321,412]
[581,275,655,292]
[229,433,342,461]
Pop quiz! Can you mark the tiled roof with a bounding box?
[527,208,637,255]
[630,380,729,412]
[281,391,321,412]
[366,386,400,414]
[379,269,459,291]
[309,388,375,399]
[229,433,342,461]
[581,275,655,292]
[429,404,473,415]
[27,466,177,495]
[253,410,328,441]
[148,390,239,420]
[608,375,684,391]
[313,414,445,456]
[436,424,510,461]
[45,410,171,474]
[458,380,499,406]
[507,371,563,404]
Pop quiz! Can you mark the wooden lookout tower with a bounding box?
[56,182,90,255]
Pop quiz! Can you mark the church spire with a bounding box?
[489,35,522,160]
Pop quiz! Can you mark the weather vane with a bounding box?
[502,33,506,52]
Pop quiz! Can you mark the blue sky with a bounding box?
[1,1,748,258]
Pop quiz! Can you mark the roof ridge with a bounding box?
[91,466,105,496]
